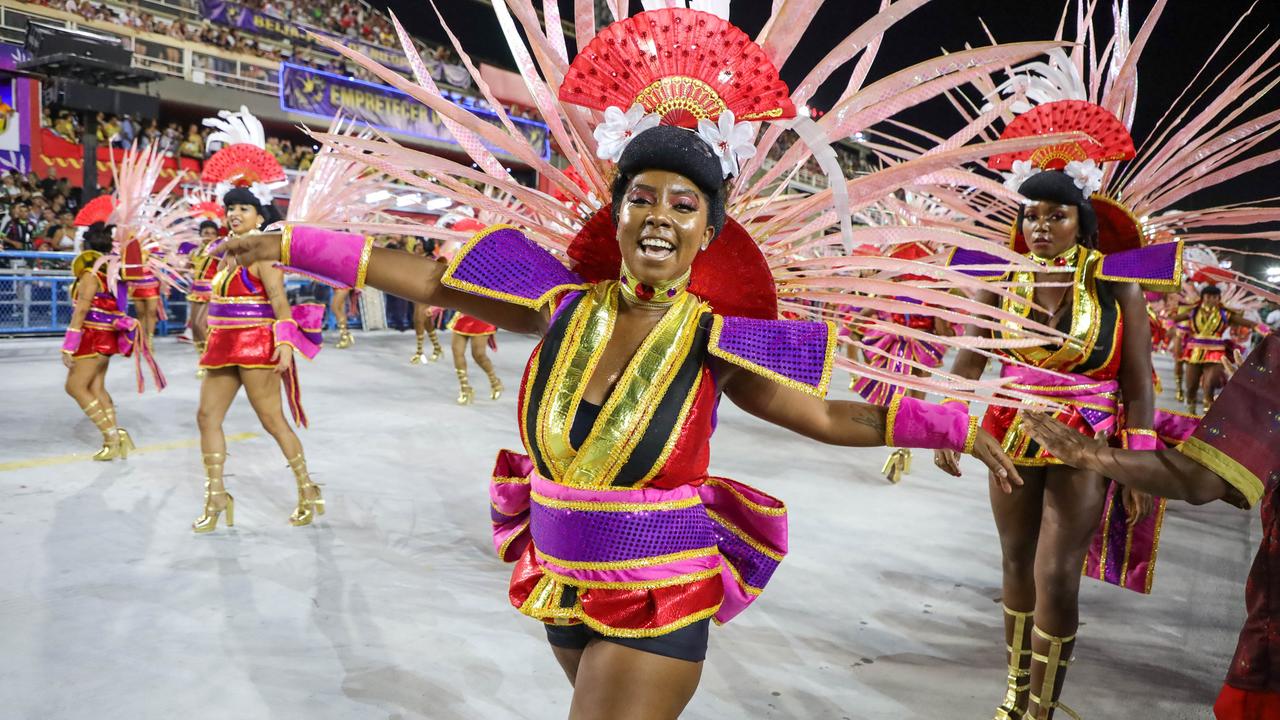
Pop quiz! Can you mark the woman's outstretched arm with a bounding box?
[223,233,548,336]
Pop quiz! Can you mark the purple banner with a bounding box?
[279,63,548,161]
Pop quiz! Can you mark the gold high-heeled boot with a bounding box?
[881,448,911,484]
[456,368,475,405]
[1026,626,1080,720]
[335,324,354,349]
[287,453,325,526]
[192,452,234,533]
[410,333,427,364]
[485,369,503,400]
[426,327,442,362]
[82,399,122,461]
[993,605,1034,720]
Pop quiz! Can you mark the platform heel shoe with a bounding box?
[881,448,911,484]
[485,369,503,401]
[287,454,325,527]
[456,368,475,405]
[192,452,234,533]
[1026,626,1080,720]
[993,605,1033,720]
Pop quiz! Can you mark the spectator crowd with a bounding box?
[0,167,83,257]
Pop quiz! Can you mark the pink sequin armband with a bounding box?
[280,224,373,290]
[885,395,977,453]
[1120,428,1159,451]
[61,328,83,355]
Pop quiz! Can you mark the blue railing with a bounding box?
[0,251,355,336]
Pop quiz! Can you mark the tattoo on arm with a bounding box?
[850,405,885,434]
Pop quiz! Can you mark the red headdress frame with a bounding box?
[559,8,791,319]
[990,100,1143,255]
[189,200,226,221]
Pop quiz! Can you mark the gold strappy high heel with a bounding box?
[881,448,911,484]
[287,454,325,526]
[410,333,427,364]
[994,605,1033,720]
[335,325,354,349]
[83,400,122,461]
[1026,626,1081,720]
[456,368,475,405]
[193,452,234,533]
[426,327,442,362]
[486,369,503,401]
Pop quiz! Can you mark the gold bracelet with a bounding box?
[962,416,980,455]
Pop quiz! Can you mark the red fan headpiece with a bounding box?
[74,195,115,227]
[190,200,226,220]
[560,8,794,127]
[988,100,1135,171]
[567,205,777,319]
[995,100,1146,255]
[201,143,286,187]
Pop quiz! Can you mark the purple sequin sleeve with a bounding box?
[1098,241,1183,290]
[708,315,836,397]
[441,225,587,309]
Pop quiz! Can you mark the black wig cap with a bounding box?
[222,186,263,212]
[1201,285,1222,296]
[84,221,114,252]
[1017,170,1098,244]
[612,125,727,238]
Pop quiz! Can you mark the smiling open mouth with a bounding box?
[638,237,675,260]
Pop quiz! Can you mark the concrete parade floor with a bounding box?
[0,330,1251,719]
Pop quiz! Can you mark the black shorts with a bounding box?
[544,619,710,663]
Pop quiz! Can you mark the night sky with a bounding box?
[380,1,1280,256]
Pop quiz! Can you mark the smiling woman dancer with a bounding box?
[219,6,1047,715]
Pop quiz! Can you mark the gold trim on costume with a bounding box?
[705,508,784,562]
[529,490,702,513]
[280,224,293,266]
[354,235,374,289]
[706,314,836,398]
[536,546,718,571]
[538,566,722,591]
[1176,437,1264,508]
[884,393,904,447]
[963,416,980,455]
[702,478,787,517]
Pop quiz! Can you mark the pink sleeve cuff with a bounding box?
[280,224,373,290]
[885,395,975,453]
[273,318,321,360]
[61,328,83,354]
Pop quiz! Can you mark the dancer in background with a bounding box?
[331,287,357,348]
[1176,285,1258,414]
[61,224,136,460]
[439,215,501,404]
[186,219,222,378]
[194,187,324,532]
[408,237,443,364]
[1021,332,1280,720]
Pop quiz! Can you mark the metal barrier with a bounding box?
[0,251,360,336]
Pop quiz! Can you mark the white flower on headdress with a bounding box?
[1064,159,1103,196]
[697,110,757,178]
[594,104,660,163]
[1002,159,1037,193]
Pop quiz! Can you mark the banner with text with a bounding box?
[279,63,549,162]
